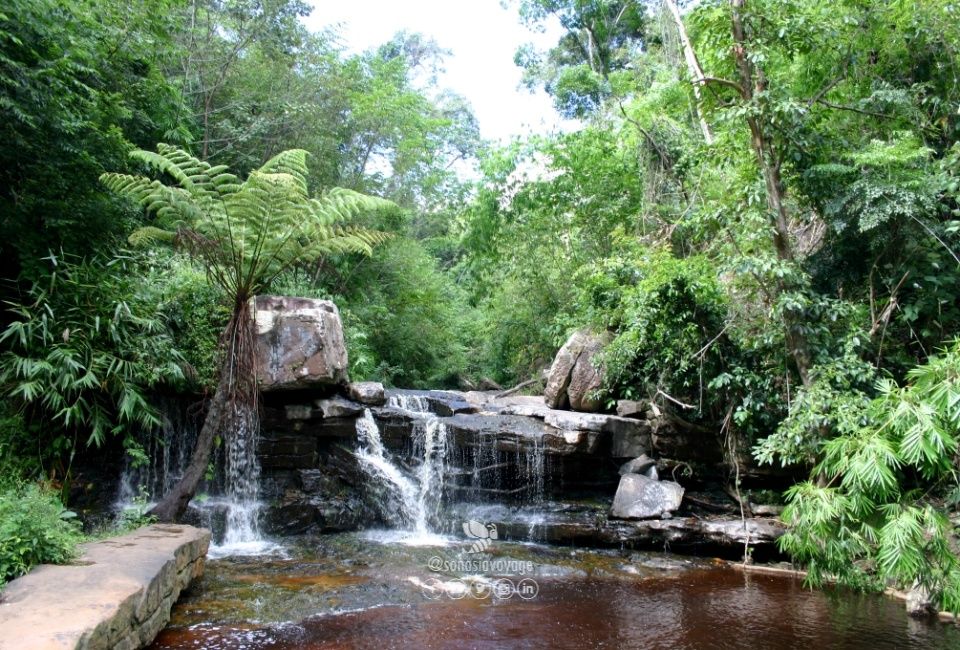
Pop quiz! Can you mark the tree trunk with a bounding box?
[149,379,227,522]
[729,0,813,387]
[149,300,258,522]
[665,0,715,144]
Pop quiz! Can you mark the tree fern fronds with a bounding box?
[103,144,396,302]
[128,226,177,247]
[258,149,311,191]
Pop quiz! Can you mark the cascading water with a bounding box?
[219,404,266,552]
[116,396,198,510]
[116,398,274,556]
[356,410,424,527]
[355,394,449,545]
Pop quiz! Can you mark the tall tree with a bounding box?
[101,145,393,520]
[664,0,713,144]
[515,0,647,117]
[0,0,191,283]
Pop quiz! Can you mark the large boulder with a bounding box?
[544,329,611,412]
[610,473,684,520]
[348,381,386,406]
[255,296,349,391]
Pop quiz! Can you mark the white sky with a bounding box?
[304,0,578,142]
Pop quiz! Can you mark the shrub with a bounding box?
[0,252,186,483]
[0,484,83,587]
[576,246,730,417]
[145,253,229,390]
[771,341,960,612]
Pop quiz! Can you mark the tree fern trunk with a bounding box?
[149,300,259,522]
[149,378,227,522]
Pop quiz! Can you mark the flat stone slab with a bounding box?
[0,524,210,650]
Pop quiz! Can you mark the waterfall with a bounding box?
[356,395,449,544]
[356,410,424,528]
[116,397,275,556]
[221,404,263,549]
[116,396,198,511]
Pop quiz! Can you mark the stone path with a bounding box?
[0,524,209,650]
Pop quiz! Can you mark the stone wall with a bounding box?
[0,524,209,650]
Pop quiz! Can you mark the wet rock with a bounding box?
[386,389,479,417]
[477,502,786,558]
[611,474,685,519]
[315,396,365,419]
[610,420,654,458]
[284,404,314,420]
[258,435,318,469]
[619,454,658,480]
[697,518,784,546]
[544,330,600,410]
[262,453,375,535]
[347,381,386,406]
[426,395,478,417]
[255,295,349,391]
[443,413,603,456]
[616,400,648,419]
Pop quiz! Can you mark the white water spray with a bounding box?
[220,405,263,550]
[356,395,449,545]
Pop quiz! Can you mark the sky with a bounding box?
[304,0,577,142]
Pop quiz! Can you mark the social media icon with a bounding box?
[517,578,539,600]
[493,578,515,600]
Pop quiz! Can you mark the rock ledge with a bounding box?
[0,524,210,650]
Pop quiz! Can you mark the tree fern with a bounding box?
[101,146,393,300]
[100,144,395,522]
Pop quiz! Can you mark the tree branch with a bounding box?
[695,76,745,96]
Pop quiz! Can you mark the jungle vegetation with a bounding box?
[2,0,960,608]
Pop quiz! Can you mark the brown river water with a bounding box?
[150,532,960,650]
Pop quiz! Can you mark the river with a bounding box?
[149,532,960,649]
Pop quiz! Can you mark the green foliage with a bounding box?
[0,0,192,279]
[516,0,646,117]
[0,484,82,587]
[459,126,647,384]
[275,236,477,387]
[0,410,38,489]
[776,342,960,611]
[0,253,185,473]
[102,146,394,301]
[577,245,729,414]
[147,254,229,389]
[755,342,879,467]
[114,485,157,533]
